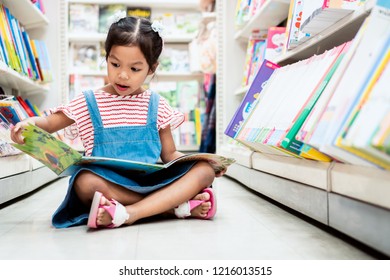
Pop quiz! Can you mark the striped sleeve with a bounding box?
[157,96,184,130]
[50,94,94,155]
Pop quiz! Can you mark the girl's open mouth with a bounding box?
[116,84,129,91]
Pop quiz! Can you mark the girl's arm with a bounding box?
[10,111,75,144]
[159,126,184,164]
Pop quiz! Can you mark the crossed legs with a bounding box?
[73,161,215,227]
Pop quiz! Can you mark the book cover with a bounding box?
[301,0,365,35]
[225,60,279,139]
[21,29,40,80]
[69,3,99,34]
[241,29,267,86]
[0,104,21,125]
[0,113,21,156]
[12,124,235,176]
[286,0,311,50]
[69,42,99,72]
[127,7,152,20]
[7,9,28,76]
[16,96,36,117]
[247,39,266,85]
[98,4,126,34]
[0,5,20,73]
[264,26,286,62]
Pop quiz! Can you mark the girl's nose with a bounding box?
[118,71,129,80]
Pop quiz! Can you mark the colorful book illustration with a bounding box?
[12,124,235,176]
[264,26,286,62]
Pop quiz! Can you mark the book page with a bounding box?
[165,153,236,175]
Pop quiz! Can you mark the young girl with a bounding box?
[11,16,224,229]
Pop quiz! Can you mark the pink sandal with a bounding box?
[87,191,129,228]
[174,187,216,219]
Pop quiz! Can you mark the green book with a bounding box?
[280,43,348,159]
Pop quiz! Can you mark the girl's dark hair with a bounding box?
[105,16,163,72]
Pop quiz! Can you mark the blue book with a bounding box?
[0,105,21,125]
[225,60,279,139]
[21,29,40,80]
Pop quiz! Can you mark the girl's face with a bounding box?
[106,45,154,96]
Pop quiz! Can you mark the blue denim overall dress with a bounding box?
[52,90,196,228]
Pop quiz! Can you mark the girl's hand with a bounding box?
[10,119,35,144]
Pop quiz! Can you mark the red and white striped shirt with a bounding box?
[52,90,184,156]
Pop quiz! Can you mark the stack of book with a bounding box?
[0,3,52,82]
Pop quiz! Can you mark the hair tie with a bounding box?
[151,21,166,38]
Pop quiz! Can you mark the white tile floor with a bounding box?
[0,176,379,260]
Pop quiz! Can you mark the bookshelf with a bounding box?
[65,0,204,151]
[217,0,390,257]
[0,0,58,205]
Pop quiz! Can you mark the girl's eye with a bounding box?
[131,67,141,72]
[111,62,120,67]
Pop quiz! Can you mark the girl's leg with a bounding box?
[121,161,215,225]
[73,170,145,206]
[74,161,215,226]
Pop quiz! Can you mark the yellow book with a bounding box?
[300,144,333,162]
[0,5,21,73]
[194,107,201,145]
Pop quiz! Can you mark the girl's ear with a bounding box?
[149,63,159,74]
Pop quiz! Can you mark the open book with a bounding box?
[11,124,235,176]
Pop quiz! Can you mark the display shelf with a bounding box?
[0,61,50,95]
[0,155,30,178]
[330,163,390,210]
[68,33,195,43]
[217,0,390,256]
[251,152,331,190]
[0,171,30,205]
[0,0,57,205]
[274,1,374,66]
[2,0,49,30]
[226,162,329,225]
[234,0,290,40]
[219,144,254,168]
[67,0,200,10]
[328,193,390,257]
